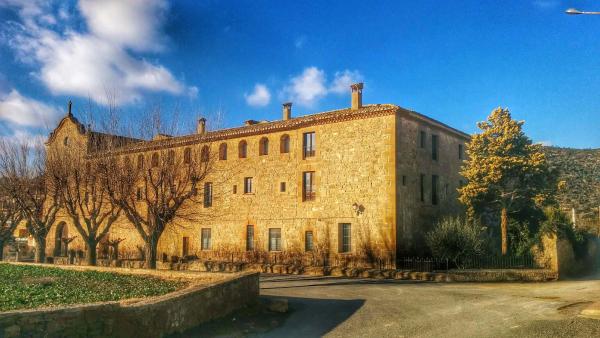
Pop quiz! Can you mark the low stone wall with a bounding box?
[0,264,259,338]
[156,260,558,282]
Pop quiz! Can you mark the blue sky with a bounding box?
[0,0,599,148]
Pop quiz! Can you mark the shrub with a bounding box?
[426,216,485,267]
[538,207,593,259]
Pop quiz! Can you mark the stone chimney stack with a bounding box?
[197,118,206,135]
[282,102,292,120]
[351,83,363,110]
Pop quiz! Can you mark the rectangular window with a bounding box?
[302,171,315,201]
[339,223,351,253]
[432,135,438,161]
[246,225,254,251]
[458,144,464,160]
[402,175,407,186]
[303,132,316,158]
[244,177,253,194]
[182,236,189,256]
[201,228,211,250]
[203,182,212,207]
[432,175,439,205]
[305,231,314,252]
[269,228,282,251]
[420,131,426,148]
[233,185,237,194]
[280,182,286,192]
[420,174,425,202]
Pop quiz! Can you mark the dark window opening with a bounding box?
[204,182,213,207]
[219,143,227,160]
[339,223,351,253]
[201,228,211,250]
[269,228,282,251]
[246,225,254,251]
[239,140,247,158]
[280,182,286,192]
[280,134,290,153]
[259,137,269,156]
[419,131,426,148]
[302,171,315,201]
[303,132,316,158]
[305,231,314,252]
[184,148,192,164]
[244,177,253,194]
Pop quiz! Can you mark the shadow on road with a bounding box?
[169,295,365,338]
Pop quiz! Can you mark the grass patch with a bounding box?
[0,264,188,312]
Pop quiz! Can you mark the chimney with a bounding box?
[351,83,363,110]
[282,102,292,120]
[197,118,206,134]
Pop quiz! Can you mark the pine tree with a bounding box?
[459,108,555,255]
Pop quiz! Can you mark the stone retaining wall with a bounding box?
[156,260,558,282]
[0,264,259,338]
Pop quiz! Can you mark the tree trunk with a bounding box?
[145,241,157,269]
[86,240,98,266]
[0,240,5,261]
[501,207,508,255]
[34,237,47,263]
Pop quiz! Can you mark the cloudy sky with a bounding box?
[0,0,599,147]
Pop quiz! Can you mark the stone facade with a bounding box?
[24,84,469,263]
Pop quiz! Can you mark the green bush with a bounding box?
[538,207,592,259]
[426,216,485,267]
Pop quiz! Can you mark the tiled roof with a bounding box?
[90,103,470,156]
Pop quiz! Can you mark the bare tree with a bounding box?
[97,104,218,269]
[0,140,61,263]
[0,194,23,260]
[49,146,122,266]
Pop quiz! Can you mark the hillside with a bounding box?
[543,147,600,221]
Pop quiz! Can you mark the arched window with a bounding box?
[63,137,69,146]
[280,134,290,153]
[219,143,227,160]
[183,147,192,164]
[201,145,210,162]
[259,137,269,156]
[167,150,175,165]
[137,154,144,169]
[151,153,159,167]
[239,140,247,158]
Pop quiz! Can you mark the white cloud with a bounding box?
[279,67,364,107]
[0,89,60,128]
[79,0,168,52]
[244,84,271,107]
[282,67,327,107]
[2,0,194,105]
[329,70,363,94]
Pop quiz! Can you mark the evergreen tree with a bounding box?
[459,108,556,255]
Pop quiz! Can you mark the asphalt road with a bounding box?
[256,274,600,338]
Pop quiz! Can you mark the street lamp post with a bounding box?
[566,8,600,15]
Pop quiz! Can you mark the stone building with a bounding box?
[37,83,469,263]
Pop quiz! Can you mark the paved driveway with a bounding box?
[257,274,600,338]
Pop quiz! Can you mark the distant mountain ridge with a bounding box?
[543,146,600,220]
